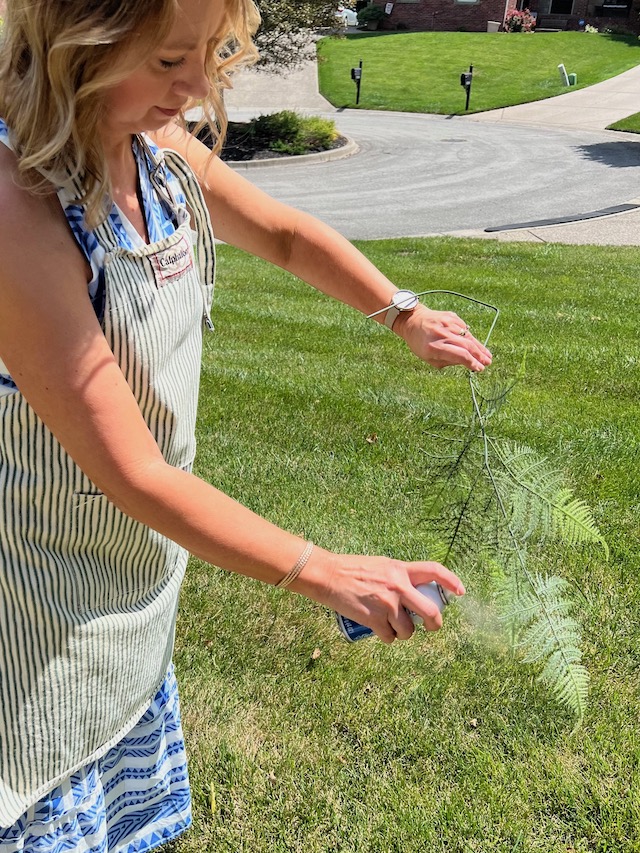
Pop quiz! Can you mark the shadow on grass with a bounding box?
[343,30,399,39]
[600,32,640,47]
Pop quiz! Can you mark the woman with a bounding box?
[0,0,491,849]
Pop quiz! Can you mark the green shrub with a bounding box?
[297,115,338,149]
[250,110,301,147]
[213,110,340,160]
[248,110,338,156]
[357,4,385,24]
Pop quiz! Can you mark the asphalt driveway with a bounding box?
[228,107,640,240]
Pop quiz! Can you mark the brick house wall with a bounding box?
[372,0,517,31]
[370,0,640,29]
[526,0,640,32]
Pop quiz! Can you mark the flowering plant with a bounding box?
[504,7,536,32]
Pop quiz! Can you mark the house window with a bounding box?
[536,0,575,11]
[594,0,631,14]
[549,0,574,11]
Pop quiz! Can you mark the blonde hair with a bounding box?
[0,0,259,226]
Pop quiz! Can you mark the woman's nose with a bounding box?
[174,60,211,100]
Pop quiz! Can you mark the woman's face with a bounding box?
[102,0,225,140]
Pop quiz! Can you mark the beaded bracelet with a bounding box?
[275,540,314,589]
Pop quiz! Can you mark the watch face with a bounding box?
[392,289,419,312]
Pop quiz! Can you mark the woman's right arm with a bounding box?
[0,149,322,585]
[0,147,464,643]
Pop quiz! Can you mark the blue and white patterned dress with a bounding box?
[0,120,193,852]
[0,667,191,853]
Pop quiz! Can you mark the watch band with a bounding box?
[383,289,420,330]
[384,305,402,330]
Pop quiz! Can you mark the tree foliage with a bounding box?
[253,1,338,69]
[255,0,337,33]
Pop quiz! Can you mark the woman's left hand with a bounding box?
[393,304,492,372]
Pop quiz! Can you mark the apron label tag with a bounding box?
[150,233,194,287]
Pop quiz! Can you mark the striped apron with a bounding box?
[0,149,215,827]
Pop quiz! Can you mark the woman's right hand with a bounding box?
[292,547,465,644]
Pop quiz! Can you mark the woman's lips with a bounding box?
[156,106,182,117]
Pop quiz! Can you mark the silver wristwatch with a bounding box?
[384,289,420,330]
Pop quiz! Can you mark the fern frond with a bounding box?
[490,439,609,557]
[468,356,526,424]
[509,573,589,722]
[425,472,501,572]
[538,650,589,720]
[491,548,530,645]
[494,550,536,628]
[418,370,600,722]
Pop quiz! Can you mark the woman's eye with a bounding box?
[160,58,186,70]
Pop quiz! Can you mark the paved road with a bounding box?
[228,107,640,240]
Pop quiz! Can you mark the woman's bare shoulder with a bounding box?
[0,144,76,252]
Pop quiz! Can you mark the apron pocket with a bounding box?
[69,492,183,616]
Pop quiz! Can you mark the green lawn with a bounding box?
[167,238,640,853]
[609,111,640,132]
[317,31,640,114]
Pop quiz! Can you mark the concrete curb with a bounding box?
[438,198,640,244]
[225,136,359,170]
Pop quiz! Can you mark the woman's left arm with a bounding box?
[151,125,492,372]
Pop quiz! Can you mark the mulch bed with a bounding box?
[188,121,348,162]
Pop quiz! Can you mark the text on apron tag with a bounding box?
[150,232,194,288]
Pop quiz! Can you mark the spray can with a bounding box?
[335,581,452,642]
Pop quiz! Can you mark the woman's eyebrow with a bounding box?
[162,38,198,51]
